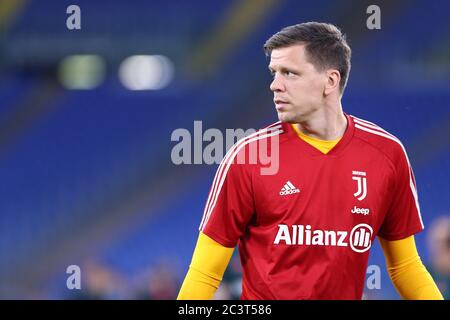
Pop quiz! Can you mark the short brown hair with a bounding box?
[264,22,351,94]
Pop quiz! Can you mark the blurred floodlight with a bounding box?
[119,55,174,90]
[58,55,106,90]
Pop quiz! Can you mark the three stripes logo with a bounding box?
[280,181,300,196]
[352,171,367,201]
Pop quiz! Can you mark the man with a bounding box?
[177,22,443,299]
[427,216,450,299]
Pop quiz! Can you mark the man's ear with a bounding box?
[324,69,341,96]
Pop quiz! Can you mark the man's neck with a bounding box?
[294,104,347,141]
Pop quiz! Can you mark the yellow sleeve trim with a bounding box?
[177,232,234,300]
[379,235,443,300]
[291,124,340,154]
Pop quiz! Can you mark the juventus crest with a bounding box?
[352,171,367,201]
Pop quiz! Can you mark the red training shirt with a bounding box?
[199,114,424,300]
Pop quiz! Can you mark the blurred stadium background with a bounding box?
[0,0,449,299]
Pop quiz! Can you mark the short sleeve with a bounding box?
[378,143,424,240]
[199,149,255,247]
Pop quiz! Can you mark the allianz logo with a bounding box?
[273,223,373,253]
[351,205,370,216]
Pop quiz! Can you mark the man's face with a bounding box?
[269,44,327,123]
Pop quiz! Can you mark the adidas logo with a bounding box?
[279,181,300,196]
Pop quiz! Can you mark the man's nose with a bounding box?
[270,75,285,92]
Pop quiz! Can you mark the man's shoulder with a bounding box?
[221,121,285,167]
[228,121,285,151]
[350,115,407,162]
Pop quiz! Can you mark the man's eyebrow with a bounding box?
[268,66,298,73]
[268,65,282,72]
